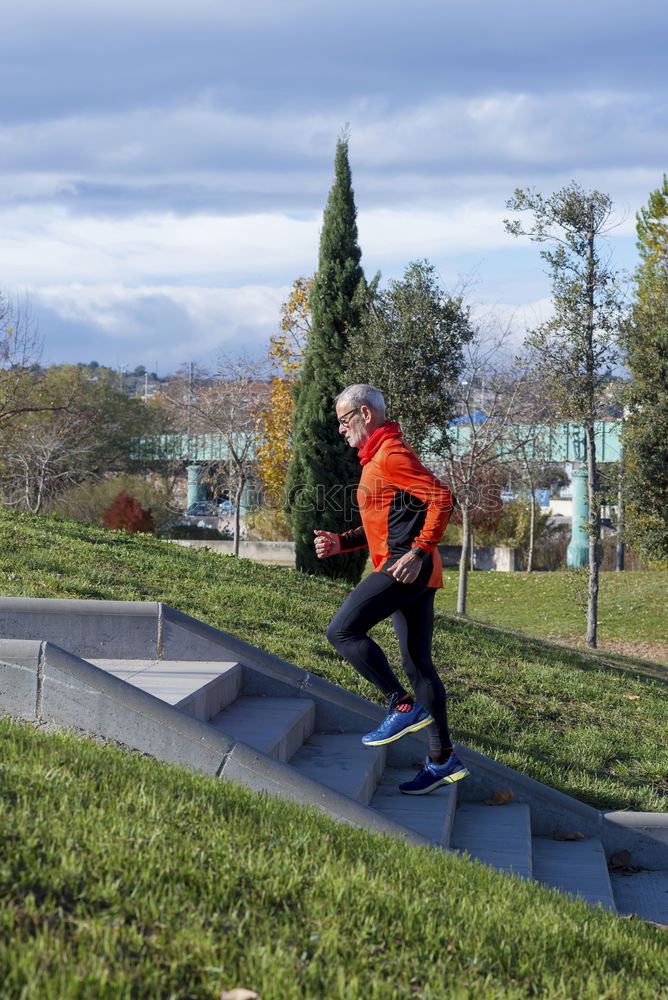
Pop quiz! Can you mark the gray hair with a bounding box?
[336,384,386,417]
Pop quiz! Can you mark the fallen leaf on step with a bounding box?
[553,829,585,841]
[220,990,260,1000]
[484,789,515,806]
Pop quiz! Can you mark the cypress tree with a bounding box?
[285,138,368,583]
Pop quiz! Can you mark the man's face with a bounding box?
[336,398,374,449]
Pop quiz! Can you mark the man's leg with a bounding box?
[325,567,439,744]
[391,589,451,763]
[325,569,425,700]
[391,589,470,794]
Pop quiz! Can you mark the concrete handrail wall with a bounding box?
[167,539,295,562]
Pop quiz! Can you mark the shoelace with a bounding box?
[415,757,433,777]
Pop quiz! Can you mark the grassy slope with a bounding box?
[1,718,667,1000]
[1,511,668,998]
[436,568,668,662]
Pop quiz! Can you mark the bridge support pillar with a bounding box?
[566,467,589,568]
[186,464,208,508]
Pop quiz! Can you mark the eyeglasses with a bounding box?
[337,407,360,427]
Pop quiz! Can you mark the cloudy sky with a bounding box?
[2,0,667,374]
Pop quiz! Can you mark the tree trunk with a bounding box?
[527,499,536,573]
[526,463,536,574]
[616,446,625,572]
[585,421,600,648]
[233,477,245,557]
[585,201,600,649]
[457,506,470,614]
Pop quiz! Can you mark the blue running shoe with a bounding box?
[362,695,433,747]
[399,753,470,795]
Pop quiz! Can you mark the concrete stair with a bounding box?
[451,802,533,880]
[210,696,316,762]
[1,596,666,925]
[532,836,615,910]
[291,734,386,805]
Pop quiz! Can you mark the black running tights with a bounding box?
[325,567,452,759]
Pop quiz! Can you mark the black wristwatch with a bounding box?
[411,546,428,561]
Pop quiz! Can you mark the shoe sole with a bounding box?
[399,767,470,795]
[361,714,433,747]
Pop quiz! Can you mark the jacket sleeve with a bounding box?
[338,525,368,553]
[383,446,454,552]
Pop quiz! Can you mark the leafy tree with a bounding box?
[505,183,625,647]
[256,276,313,537]
[490,497,560,570]
[623,176,668,565]
[344,260,474,453]
[101,490,156,534]
[284,138,368,582]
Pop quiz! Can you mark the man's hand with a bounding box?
[314,530,341,559]
[383,549,424,584]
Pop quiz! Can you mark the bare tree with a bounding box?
[0,413,98,514]
[503,379,560,572]
[438,336,533,614]
[0,293,61,428]
[161,355,270,555]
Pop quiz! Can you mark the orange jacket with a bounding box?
[339,436,453,588]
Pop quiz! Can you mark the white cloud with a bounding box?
[358,203,511,265]
[0,206,320,287]
[39,281,283,334]
[36,282,288,367]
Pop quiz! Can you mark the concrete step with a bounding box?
[290,733,386,805]
[369,766,458,846]
[532,836,616,911]
[90,658,241,710]
[450,803,532,879]
[209,696,316,762]
[611,869,668,924]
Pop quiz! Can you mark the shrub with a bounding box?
[101,491,156,534]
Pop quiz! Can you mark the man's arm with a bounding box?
[314,525,367,559]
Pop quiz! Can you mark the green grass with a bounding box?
[1,717,667,1000]
[436,568,668,662]
[0,510,667,813]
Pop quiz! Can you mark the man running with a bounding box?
[314,384,469,794]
